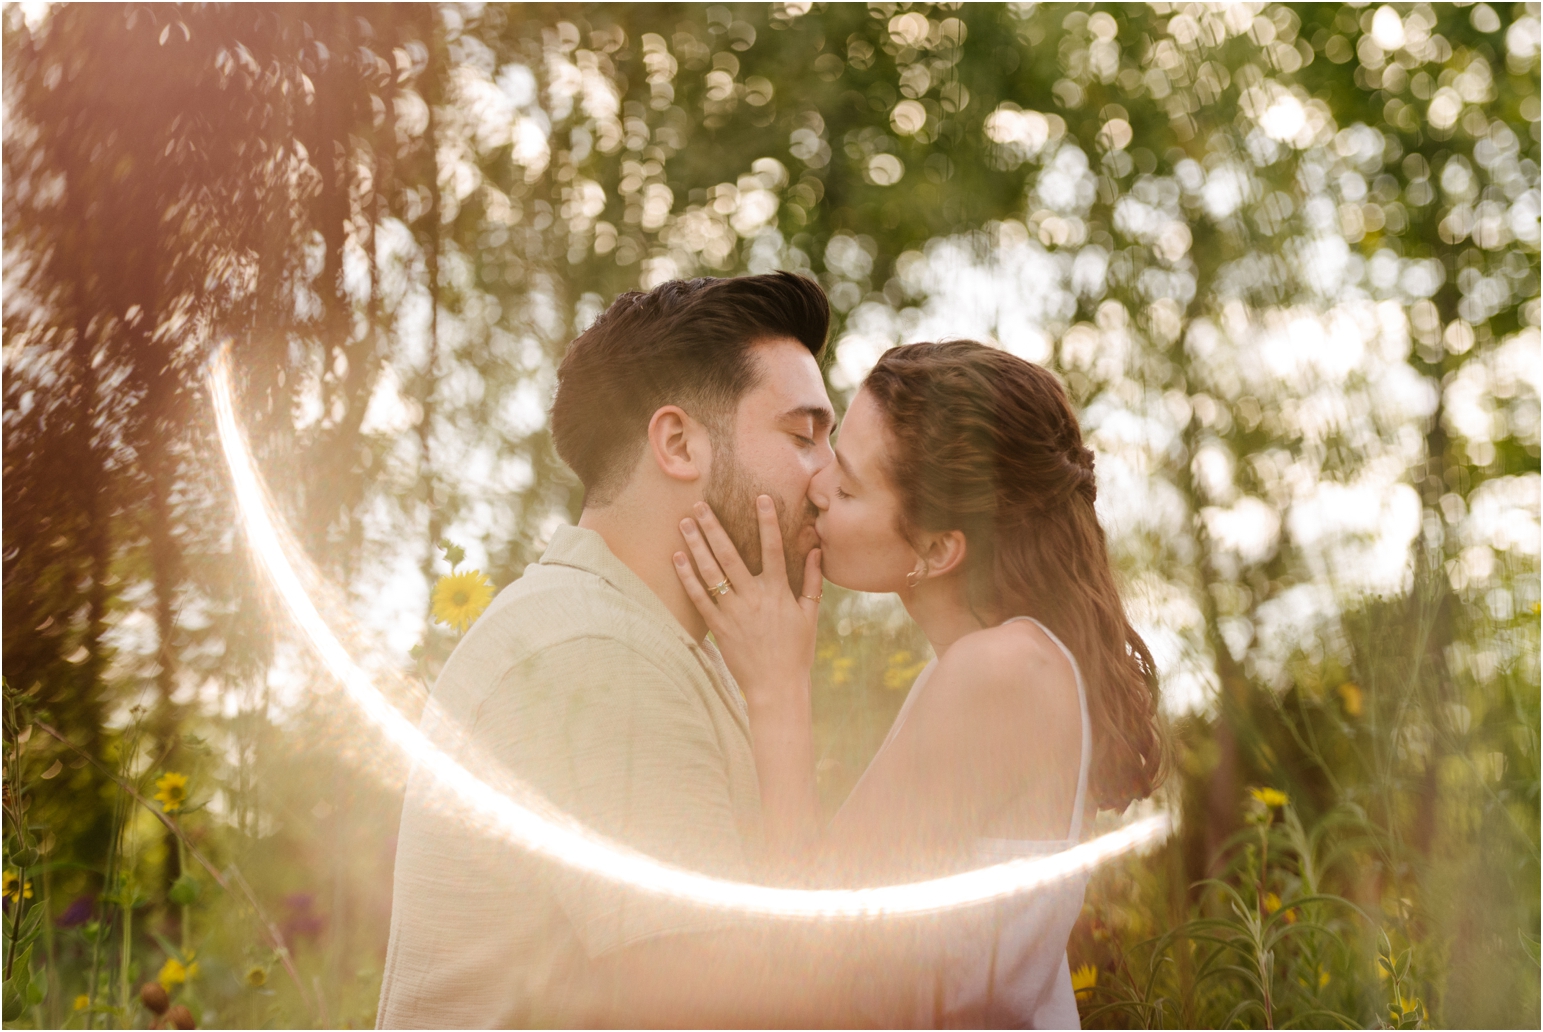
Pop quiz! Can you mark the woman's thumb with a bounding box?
[801,548,823,602]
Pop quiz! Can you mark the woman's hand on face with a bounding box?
[673,495,822,709]
[676,496,825,860]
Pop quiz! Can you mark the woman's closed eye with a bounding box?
[834,485,854,500]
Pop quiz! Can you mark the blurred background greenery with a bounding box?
[3,1,1538,1027]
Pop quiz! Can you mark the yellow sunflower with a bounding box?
[432,569,495,632]
[3,870,32,904]
[1071,963,1098,1001]
[157,956,199,989]
[153,772,190,813]
[1250,786,1289,809]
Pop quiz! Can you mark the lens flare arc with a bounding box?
[209,349,1170,919]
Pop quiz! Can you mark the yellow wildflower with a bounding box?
[1071,963,1098,1001]
[1318,968,1331,988]
[157,956,199,989]
[1263,891,1297,923]
[74,994,90,1011]
[2,870,32,903]
[153,772,189,813]
[431,570,495,632]
[1250,786,1289,809]
[830,656,856,687]
[244,965,268,988]
[1337,682,1363,717]
[883,650,931,690]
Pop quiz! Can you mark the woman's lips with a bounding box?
[811,520,828,549]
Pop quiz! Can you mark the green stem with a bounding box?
[4,865,26,980]
[3,689,25,984]
[177,837,190,959]
[119,882,132,1024]
[1258,817,1274,1030]
[42,861,58,1029]
[87,721,140,1031]
[118,777,139,1024]
[1257,819,1270,918]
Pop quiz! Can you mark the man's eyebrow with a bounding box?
[779,404,836,430]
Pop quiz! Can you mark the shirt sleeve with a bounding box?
[471,635,751,958]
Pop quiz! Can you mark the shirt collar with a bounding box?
[538,523,696,647]
[538,523,750,725]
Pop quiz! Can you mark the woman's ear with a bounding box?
[920,529,968,578]
[647,405,709,484]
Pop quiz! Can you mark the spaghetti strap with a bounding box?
[1000,616,1092,842]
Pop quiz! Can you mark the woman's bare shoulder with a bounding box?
[926,619,1077,711]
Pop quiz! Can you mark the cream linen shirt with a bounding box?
[376,525,763,1028]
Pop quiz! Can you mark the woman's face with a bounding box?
[808,388,921,593]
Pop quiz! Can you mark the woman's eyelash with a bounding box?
[835,486,852,500]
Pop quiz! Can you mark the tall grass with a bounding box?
[3,558,1537,1028]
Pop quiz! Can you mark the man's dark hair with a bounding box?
[550,272,830,505]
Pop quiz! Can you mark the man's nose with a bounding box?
[807,466,831,513]
[814,437,835,473]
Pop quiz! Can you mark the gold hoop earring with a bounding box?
[905,562,928,589]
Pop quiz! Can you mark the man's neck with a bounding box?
[578,502,710,643]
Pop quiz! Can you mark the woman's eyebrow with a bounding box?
[835,447,862,487]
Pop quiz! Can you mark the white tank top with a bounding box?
[855,616,1093,1029]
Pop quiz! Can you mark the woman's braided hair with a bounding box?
[863,340,1164,811]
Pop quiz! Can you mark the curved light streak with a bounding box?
[209,348,1171,919]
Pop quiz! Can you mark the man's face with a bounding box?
[704,337,834,594]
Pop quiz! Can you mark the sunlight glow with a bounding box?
[209,348,1171,919]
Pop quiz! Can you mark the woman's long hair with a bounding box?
[863,341,1164,811]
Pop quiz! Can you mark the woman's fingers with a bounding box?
[755,495,789,588]
[692,502,754,586]
[673,551,723,631]
[679,518,729,596]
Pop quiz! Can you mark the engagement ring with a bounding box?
[710,579,731,596]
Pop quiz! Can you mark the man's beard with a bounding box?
[705,443,818,595]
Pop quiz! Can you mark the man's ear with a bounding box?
[647,405,710,484]
[919,529,969,578]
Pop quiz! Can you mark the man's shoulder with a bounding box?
[489,558,680,656]
[430,559,697,716]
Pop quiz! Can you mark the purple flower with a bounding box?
[57,895,94,928]
[282,892,325,940]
